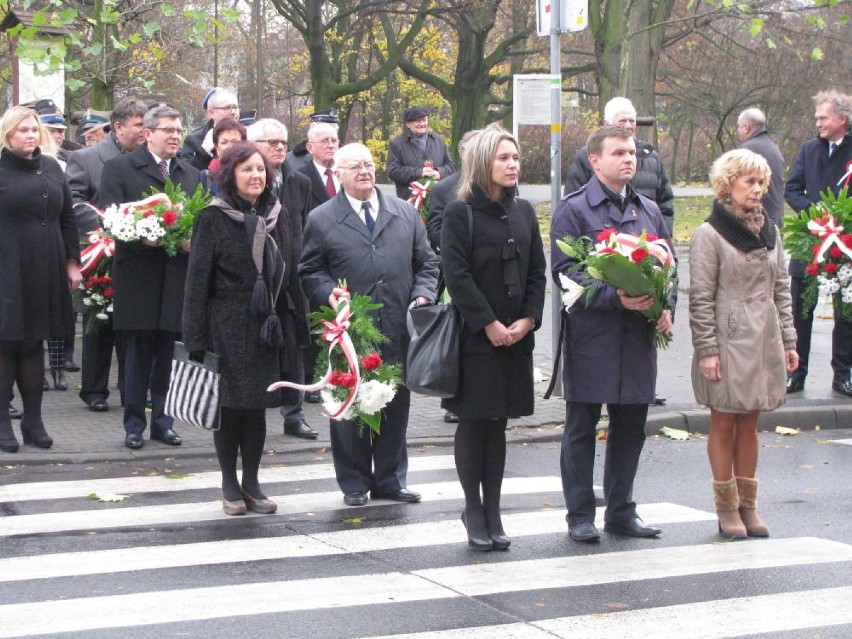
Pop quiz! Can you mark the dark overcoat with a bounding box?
[177,120,214,171]
[440,184,546,418]
[0,148,79,341]
[551,176,676,404]
[182,191,295,408]
[299,190,439,366]
[96,145,201,332]
[740,128,786,228]
[297,161,332,211]
[386,130,455,199]
[65,133,124,234]
[425,171,461,250]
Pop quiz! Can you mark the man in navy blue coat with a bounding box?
[551,125,676,543]
[784,90,852,398]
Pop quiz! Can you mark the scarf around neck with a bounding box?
[708,200,776,253]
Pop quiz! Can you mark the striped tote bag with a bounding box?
[165,342,221,431]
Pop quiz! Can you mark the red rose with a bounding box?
[829,246,843,259]
[338,373,357,388]
[162,211,178,226]
[806,262,820,276]
[631,248,650,264]
[645,233,658,242]
[843,234,852,248]
[329,371,343,386]
[824,262,838,273]
[103,287,114,297]
[597,228,616,242]
[361,352,382,370]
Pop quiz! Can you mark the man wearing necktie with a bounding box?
[97,106,201,449]
[299,143,439,507]
[784,89,852,398]
[297,123,341,210]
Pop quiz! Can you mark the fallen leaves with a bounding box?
[775,426,801,436]
[87,492,127,503]
[660,426,690,441]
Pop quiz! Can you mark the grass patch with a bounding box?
[535,195,713,246]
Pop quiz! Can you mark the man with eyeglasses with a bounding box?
[287,108,341,172]
[300,143,439,507]
[248,118,318,440]
[386,105,455,199]
[178,87,240,171]
[98,106,201,450]
[298,123,341,209]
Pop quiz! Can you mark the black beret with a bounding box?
[404,106,429,122]
[310,108,339,123]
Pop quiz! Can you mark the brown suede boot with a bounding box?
[712,478,747,539]
[736,476,769,537]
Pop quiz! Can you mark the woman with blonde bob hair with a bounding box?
[689,148,798,539]
[440,125,546,550]
[0,105,81,453]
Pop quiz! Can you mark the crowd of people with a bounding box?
[0,86,849,550]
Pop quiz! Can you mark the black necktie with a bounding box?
[829,142,837,158]
[362,202,375,234]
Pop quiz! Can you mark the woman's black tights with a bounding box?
[0,340,46,448]
[454,417,508,540]
[213,407,268,502]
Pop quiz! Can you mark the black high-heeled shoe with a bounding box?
[461,512,493,551]
[0,422,19,453]
[21,421,53,449]
[51,368,68,391]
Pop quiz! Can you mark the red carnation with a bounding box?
[806,262,820,276]
[361,352,382,370]
[631,248,650,264]
[103,287,114,297]
[329,371,343,386]
[338,373,357,389]
[162,211,178,226]
[824,262,838,274]
[829,246,843,259]
[645,233,658,242]
[843,234,852,248]
[597,228,616,242]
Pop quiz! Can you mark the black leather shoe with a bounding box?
[63,359,80,372]
[786,375,805,393]
[51,368,68,391]
[344,491,368,506]
[304,390,321,403]
[651,395,666,406]
[124,433,144,450]
[87,398,109,412]
[372,488,421,503]
[151,428,182,446]
[832,379,852,398]
[9,405,23,419]
[604,517,661,538]
[284,420,318,439]
[443,411,459,423]
[569,521,601,542]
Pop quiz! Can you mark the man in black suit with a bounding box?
[248,118,317,439]
[97,106,201,449]
[66,97,148,413]
[298,122,340,210]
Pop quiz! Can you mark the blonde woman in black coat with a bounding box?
[183,142,298,516]
[0,105,81,452]
[440,125,547,550]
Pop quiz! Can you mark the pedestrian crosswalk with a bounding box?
[1,452,850,639]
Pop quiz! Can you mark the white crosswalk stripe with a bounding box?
[1,451,850,639]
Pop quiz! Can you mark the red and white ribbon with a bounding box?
[267,304,361,419]
[611,232,675,267]
[80,232,115,276]
[119,193,172,216]
[807,214,852,263]
[838,160,852,189]
[407,180,431,211]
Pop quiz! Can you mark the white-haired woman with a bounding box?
[690,148,798,539]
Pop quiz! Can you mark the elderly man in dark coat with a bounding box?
[737,107,786,228]
[178,88,240,171]
[300,143,439,507]
[551,125,676,543]
[97,105,201,450]
[65,97,148,413]
[386,106,455,200]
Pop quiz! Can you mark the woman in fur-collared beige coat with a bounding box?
[689,149,798,540]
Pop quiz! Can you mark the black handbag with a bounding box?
[406,303,462,398]
[164,342,221,431]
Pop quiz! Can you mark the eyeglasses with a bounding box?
[210,105,240,112]
[259,139,287,148]
[341,162,376,172]
[314,137,339,146]
[152,127,184,136]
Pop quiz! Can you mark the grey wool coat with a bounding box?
[689,203,796,412]
[182,191,296,409]
[299,190,439,367]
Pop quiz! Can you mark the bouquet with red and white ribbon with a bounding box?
[268,284,401,435]
[556,228,677,348]
[407,176,436,223]
[783,187,852,319]
[101,179,211,256]
[78,227,116,332]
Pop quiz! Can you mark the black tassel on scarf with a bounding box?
[259,313,284,349]
[251,273,271,315]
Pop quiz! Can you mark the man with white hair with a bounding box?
[737,107,786,228]
[298,122,341,209]
[565,97,675,234]
[179,87,240,170]
[299,143,438,506]
[247,118,318,439]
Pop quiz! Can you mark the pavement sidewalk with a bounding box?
[2,248,849,466]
